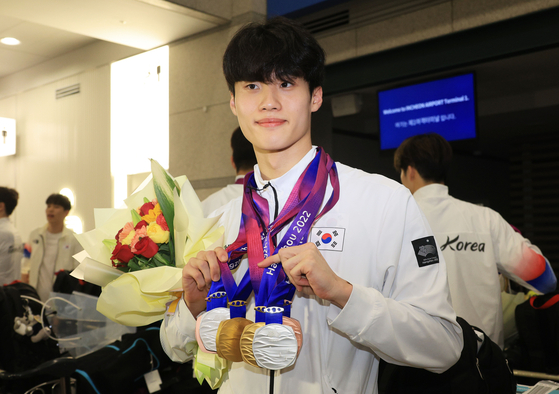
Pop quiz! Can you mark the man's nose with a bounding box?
[260,86,281,111]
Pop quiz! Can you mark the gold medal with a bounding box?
[240,322,265,367]
[216,317,253,362]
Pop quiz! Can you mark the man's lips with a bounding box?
[256,118,286,127]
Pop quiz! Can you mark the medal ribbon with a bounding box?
[205,217,252,316]
[245,148,340,322]
[265,153,339,316]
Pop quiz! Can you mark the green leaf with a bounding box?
[143,197,150,203]
[128,260,142,272]
[136,255,150,264]
[151,159,177,263]
[153,252,171,266]
[168,238,175,266]
[103,239,117,251]
[131,209,142,226]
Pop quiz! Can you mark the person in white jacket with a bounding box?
[201,127,257,216]
[0,187,23,286]
[161,17,463,394]
[22,193,82,301]
[394,132,557,348]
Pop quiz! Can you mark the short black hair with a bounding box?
[0,187,19,216]
[231,127,257,172]
[394,133,453,183]
[46,193,71,211]
[223,16,325,95]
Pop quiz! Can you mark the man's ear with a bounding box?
[406,165,416,181]
[229,92,237,116]
[310,86,323,112]
[0,202,5,214]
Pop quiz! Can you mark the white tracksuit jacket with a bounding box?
[201,176,244,216]
[413,183,556,348]
[161,148,463,394]
[27,225,82,291]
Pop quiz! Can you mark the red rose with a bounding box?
[135,220,148,230]
[133,237,159,258]
[115,228,123,241]
[139,202,155,216]
[111,242,134,264]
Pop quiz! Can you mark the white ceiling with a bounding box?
[0,0,228,78]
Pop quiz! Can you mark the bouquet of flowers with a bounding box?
[72,160,231,389]
[72,160,224,327]
[108,197,173,272]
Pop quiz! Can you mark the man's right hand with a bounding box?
[182,247,227,317]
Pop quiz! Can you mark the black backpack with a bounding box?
[52,269,101,297]
[0,282,60,374]
[72,325,217,394]
[378,317,516,394]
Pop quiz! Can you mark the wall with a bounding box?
[0,67,113,240]
[0,39,142,239]
[167,4,267,200]
[314,0,559,65]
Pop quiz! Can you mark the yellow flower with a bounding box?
[142,203,162,223]
[121,229,136,246]
[147,222,170,244]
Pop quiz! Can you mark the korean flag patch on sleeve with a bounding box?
[411,236,440,267]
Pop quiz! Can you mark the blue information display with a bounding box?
[378,73,477,150]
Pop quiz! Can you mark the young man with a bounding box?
[202,127,257,216]
[394,132,556,348]
[0,187,23,285]
[161,18,463,393]
[23,193,83,300]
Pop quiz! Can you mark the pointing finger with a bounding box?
[258,254,281,268]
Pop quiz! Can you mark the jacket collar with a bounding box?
[253,146,317,190]
[252,146,317,207]
[413,183,449,202]
[38,224,72,238]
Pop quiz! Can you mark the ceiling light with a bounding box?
[1,37,20,45]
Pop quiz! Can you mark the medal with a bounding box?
[202,249,253,360]
[240,322,266,367]
[253,325,298,370]
[216,300,252,362]
[196,305,230,353]
[282,316,303,356]
[251,307,299,370]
